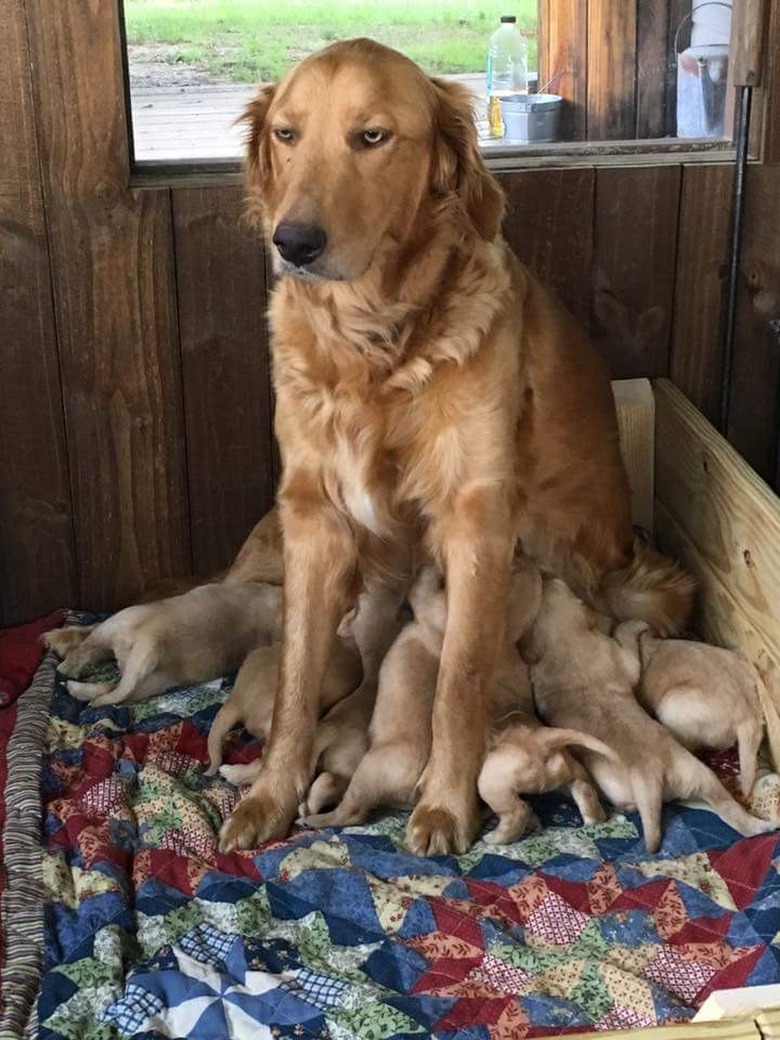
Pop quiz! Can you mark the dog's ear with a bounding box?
[238,84,277,203]
[430,77,505,241]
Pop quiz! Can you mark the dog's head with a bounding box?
[241,38,505,283]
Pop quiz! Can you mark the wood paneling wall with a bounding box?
[1,0,780,625]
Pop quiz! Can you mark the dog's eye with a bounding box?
[361,128,390,147]
[273,127,297,143]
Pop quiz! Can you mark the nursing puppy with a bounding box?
[615,621,765,797]
[304,562,540,830]
[530,578,776,853]
[43,583,283,708]
[207,632,362,777]
[478,712,615,845]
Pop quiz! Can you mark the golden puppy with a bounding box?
[43,583,283,708]
[615,621,765,797]
[530,578,775,853]
[221,38,694,855]
[478,712,615,845]
[303,562,540,831]
[207,633,362,777]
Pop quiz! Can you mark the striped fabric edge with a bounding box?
[0,617,65,1040]
[565,1015,763,1039]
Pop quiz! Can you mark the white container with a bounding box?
[499,94,562,144]
[675,1,731,138]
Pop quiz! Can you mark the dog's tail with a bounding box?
[598,536,696,637]
[539,727,620,763]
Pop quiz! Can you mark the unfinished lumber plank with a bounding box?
[669,164,732,425]
[612,378,655,535]
[587,0,638,140]
[172,186,275,577]
[502,168,595,327]
[655,500,780,768]
[654,378,780,751]
[26,0,192,611]
[0,0,78,624]
[593,166,681,379]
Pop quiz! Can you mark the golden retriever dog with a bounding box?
[219,38,694,855]
[615,621,765,797]
[529,578,775,853]
[43,582,283,708]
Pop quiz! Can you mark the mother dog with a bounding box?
[219,38,693,855]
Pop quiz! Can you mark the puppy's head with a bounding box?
[241,38,505,283]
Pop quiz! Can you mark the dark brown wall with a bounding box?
[1,0,780,625]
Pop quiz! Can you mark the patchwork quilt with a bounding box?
[18,615,780,1038]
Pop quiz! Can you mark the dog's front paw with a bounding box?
[406,799,479,856]
[219,788,296,852]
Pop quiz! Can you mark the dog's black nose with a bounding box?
[272,222,327,267]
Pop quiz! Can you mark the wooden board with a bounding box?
[25,0,192,611]
[587,0,638,140]
[172,186,275,577]
[636,0,672,138]
[537,0,588,140]
[654,379,780,752]
[0,0,78,625]
[669,164,733,425]
[592,166,681,379]
[728,165,780,483]
[612,379,656,535]
[757,0,780,162]
[501,168,595,326]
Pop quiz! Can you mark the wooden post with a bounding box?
[587,0,638,139]
[537,0,588,140]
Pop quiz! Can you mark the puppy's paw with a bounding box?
[219,762,262,786]
[66,680,115,703]
[218,790,295,853]
[406,802,478,856]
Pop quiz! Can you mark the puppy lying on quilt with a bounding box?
[43,582,283,708]
[614,621,765,797]
[529,577,777,852]
[303,561,543,830]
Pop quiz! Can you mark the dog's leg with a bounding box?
[221,760,263,785]
[300,772,349,818]
[206,700,243,776]
[736,718,763,797]
[568,765,607,826]
[631,769,664,853]
[408,494,514,855]
[219,495,357,852]
[66,680,116,702]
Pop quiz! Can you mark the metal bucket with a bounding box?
[499,94,562,144]
[675,2,731,138]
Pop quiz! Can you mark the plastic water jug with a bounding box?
[486,16,528,138]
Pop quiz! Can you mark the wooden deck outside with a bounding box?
[130,74,492,162]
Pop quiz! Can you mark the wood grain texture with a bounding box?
[537,0,588,140]
[500,168,595,326]
[728,165,780,482]
[25,0,192,611]
[669,163,732,425]
[654,378,780,755]
[637,0,672,138]
[592,166,681,379]
[172,186,275,577]
[0,0,78,624]
[667,0,692,138]
[587,0,638,140]
[758,0,780,161]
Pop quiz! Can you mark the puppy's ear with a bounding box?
[238,84,277,210]
[429,77,505,241]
